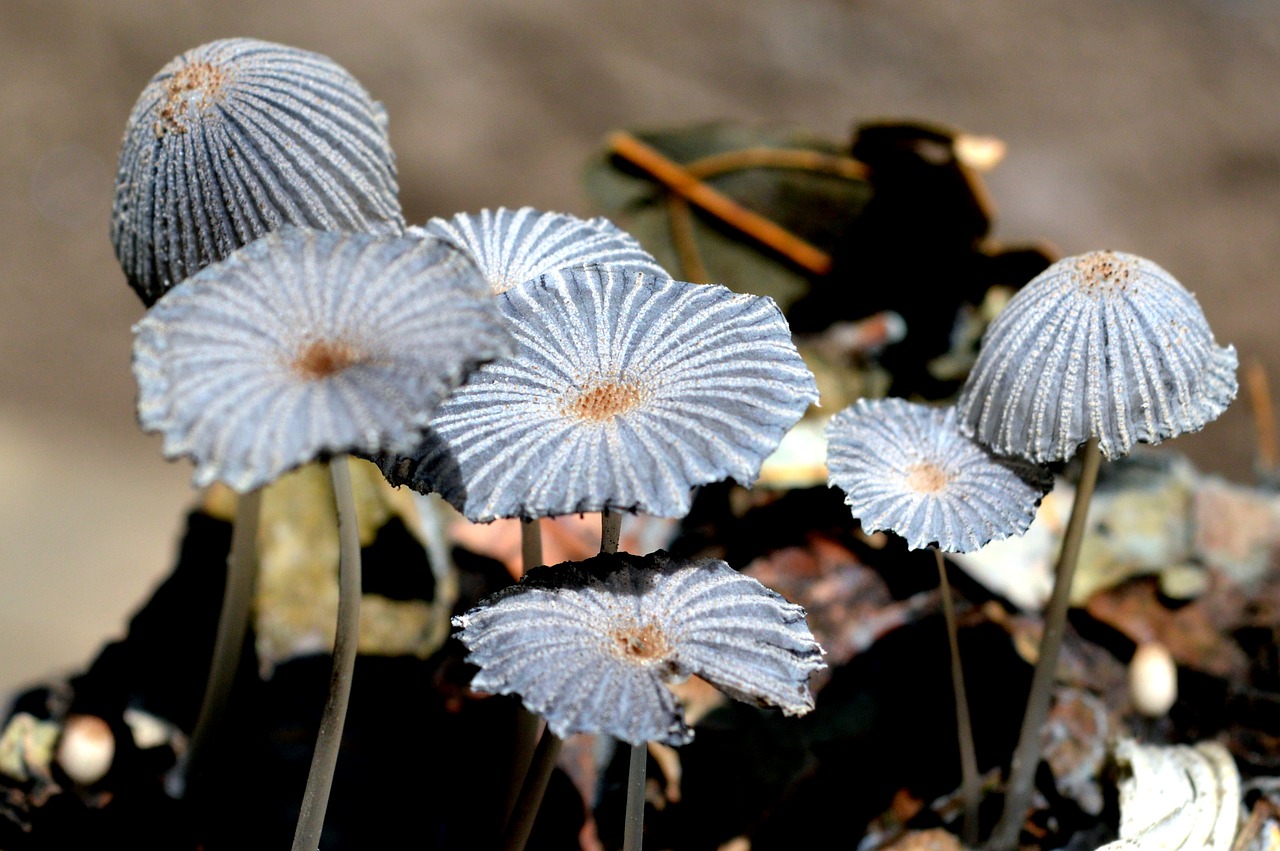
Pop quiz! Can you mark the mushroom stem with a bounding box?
[502,728,563,851]
[600,510,648,851]
[935,547,980,846]
[502,520,545,830]
[601,510,622,554]
[187,487,261,797]
[623,743,647,851]
[291,457,362,851]
[987,438,1102,851]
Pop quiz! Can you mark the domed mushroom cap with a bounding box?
[453,550,825,746]
[112,38,404,306]
[133,228,511,492]
[826,398,1052,553]
[381,264,819,521]
[416,207,667,294]
[957,251,1238,463]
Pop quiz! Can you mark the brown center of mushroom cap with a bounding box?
[1074,251,1136,295]
[291,339,363,381]
[904,461,950,495]
[608,620,671,663]
[157,61,232,136]
[562,378,647,423]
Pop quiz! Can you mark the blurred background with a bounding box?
[2,0,1277,696]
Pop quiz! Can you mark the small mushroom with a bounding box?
[112,38,405,305]
[383,263,818,521]
[417,207,668,295]
[957,250,1238,463]
[133,227,511,492]
[453,550,825,746]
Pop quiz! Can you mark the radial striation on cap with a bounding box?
[133,228,511,492]
[826,398,1053,553]
[381,264,819,521]
[416,207,668,294]
[453,550,825,746]
[956,251,1238,463]
[112,38,405,305]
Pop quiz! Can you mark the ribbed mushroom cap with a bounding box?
[381,264,819,521]
[133,228,511,492]
[112,38,404,306]
[453,550,825,746]
[957,251,1238,463]
[826,398,1052,553]
[416,207,667,294]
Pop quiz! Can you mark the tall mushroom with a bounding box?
[954,250,1237,850]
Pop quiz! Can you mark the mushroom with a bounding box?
[956,251,1237,850]
[132,227,511,851]
[112,38,404,305]
[825,397,1052,842]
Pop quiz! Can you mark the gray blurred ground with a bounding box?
[1,0,1277,695]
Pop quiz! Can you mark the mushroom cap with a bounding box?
[112,38,404,306]
[416,207,668,294]
[133,227,511,492]
[381,264,819,520]
[956,251,1238,463]
[453,550,825,746]
[826,398,1053,553]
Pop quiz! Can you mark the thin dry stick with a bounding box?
[291,458,362,851]
[667,195,710,284]
[502,520,546,831]
[1246,359,1278,473]
[935,548,980,847]
[188,487,262,793]
[987,439,1102,851]
[608,131,833,276]
[683,146,869,182]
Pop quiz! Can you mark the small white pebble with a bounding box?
[1129,642,1178,717]
[56,715,115,786]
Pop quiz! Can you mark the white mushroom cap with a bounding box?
[957,251,1237,463]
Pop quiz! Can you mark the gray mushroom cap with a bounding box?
[133,227,512,492]
[112,38,405,306]
[381,263,819,521]
[826,398,1053,553]
[956,251,1238,463]
[415,207,668,294]
[453,550,825,746]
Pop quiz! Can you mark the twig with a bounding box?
[608,131,832,276]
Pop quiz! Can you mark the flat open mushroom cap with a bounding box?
[826,398,1053,553]
[417,207,667,294]
[133,228,511,492]
[381,264,819,521]
[957,251,1238,463]
[453,550,825,746]
[112,38,404,306]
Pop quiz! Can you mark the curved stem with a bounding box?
[935,548,980,846]
[986,439,1102,850]
[623,743,647,851]
[503,520,545,830]
[502,728,563,851]
[291,457,362,851]
[187,487,261,794]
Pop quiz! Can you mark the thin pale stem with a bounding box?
[935,547,980,846]
[601,510,622,555]
[502,520,545,831]
[187,487,261,794]
[291,457,362,851]
[623,743,647,851]
[986,439,1102,851]
[502,730,563,851]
